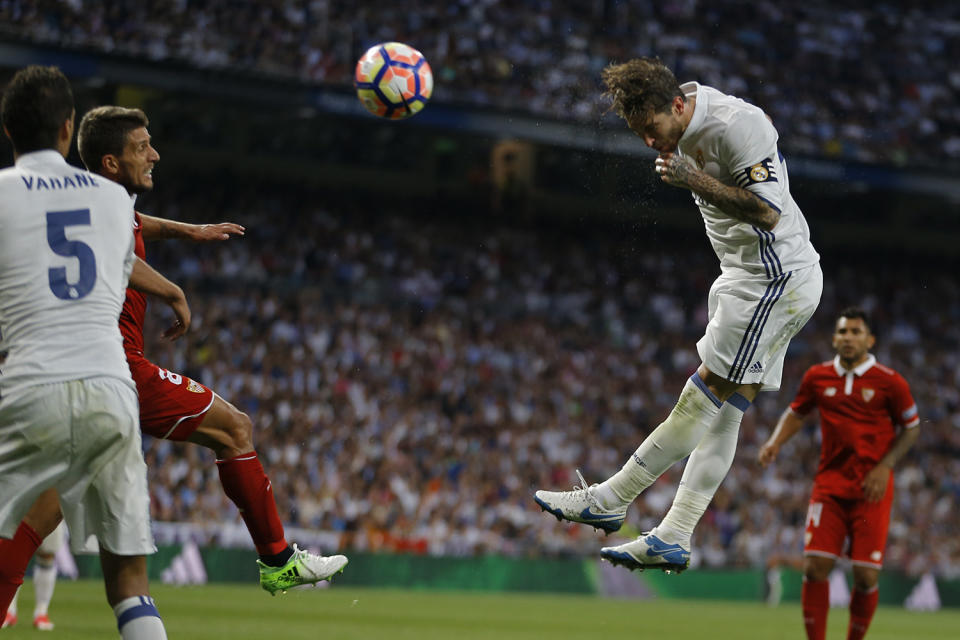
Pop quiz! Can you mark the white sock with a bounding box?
[113,596,167,640]
[655,488,713,547]
[596,374,723,508]
[658,393,750,546]
[7,586,19,616]
[32,561,57,617]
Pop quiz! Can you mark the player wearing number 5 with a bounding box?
[0,103,347,611]
[0,66,172,638]
[759,308,920,640]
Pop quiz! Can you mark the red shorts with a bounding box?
[803,483,894,569]
[128,354,215,441]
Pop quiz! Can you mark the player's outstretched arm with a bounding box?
[139,212,245,242]
[655,153,779,231]
[758,408,806,467]
[128,257,191,340]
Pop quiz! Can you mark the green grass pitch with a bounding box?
[5,579,958,639]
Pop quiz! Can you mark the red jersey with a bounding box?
[118,212,147,355]
[790,355,919,500]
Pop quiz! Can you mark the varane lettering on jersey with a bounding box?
[21,173,100,191]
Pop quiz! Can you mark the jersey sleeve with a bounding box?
[888,372,920,428]
[789,367,818,416]
[721,111,784,213]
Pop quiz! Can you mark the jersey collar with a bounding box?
[14,149,67,169]
[679,81,706,145]
[833,354,875,377]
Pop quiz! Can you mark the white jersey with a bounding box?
[0,150,136,395]
[677,82,819,279]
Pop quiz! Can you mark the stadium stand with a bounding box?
[1,0,959,166]
[1,0,957,586]
[133,177,960,577]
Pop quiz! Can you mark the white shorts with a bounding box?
[0,377,156,556]
[697,263,822,391]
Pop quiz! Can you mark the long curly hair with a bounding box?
[601,57,684,121]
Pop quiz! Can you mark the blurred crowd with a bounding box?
[127,177,960,577]
[2,0,959,167]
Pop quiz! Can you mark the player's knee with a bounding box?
[852,568,879,591]
[222,407,254,452]
[803,558,833,582]
[35,552,55,568]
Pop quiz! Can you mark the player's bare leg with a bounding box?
[187,394,254,459]
[0,488,63,621]
[20,489,63,541]
[187,396,347,594]
[100,550,167,639]
[848,566,880,640]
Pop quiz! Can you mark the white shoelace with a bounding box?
[573,469,603,508]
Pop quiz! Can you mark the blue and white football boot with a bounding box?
[533,470,627,534]
[600,532,690,573]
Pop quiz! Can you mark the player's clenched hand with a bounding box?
[757,441,779,468]
[862,464,891,502]
[161,286,191,341]
[655,152,698,189]
[191,222,245,242]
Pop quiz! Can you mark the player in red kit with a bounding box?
[758,307,920,640]
[0,107,346,620]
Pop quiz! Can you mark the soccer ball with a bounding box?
[354,42,433,120]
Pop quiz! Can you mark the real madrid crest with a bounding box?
[861,388,875,403]
[695,149,705,170]
[750,163,769,182]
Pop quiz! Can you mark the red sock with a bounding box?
[848,586,879,640]
[216,451,288,556]
[0,522,42,619]
[802,578,830,640]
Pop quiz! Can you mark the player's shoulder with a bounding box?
[701,86,766,124]
[868,361,911,386]
[0,164,24,187]
[86,172,135,214]
[806,360,836,376]
[871,361,897,376]
[706,96,777,155]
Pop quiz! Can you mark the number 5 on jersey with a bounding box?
[47,209,97,300]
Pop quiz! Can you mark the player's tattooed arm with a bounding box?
[655,153,779,231]
[139,213,245,242]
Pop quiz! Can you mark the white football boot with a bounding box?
[533,470,627,534]
[258,544,349,595]
[601,532,690,573]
